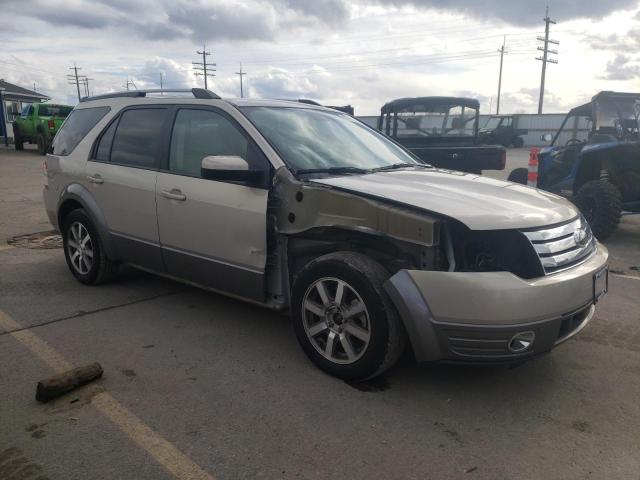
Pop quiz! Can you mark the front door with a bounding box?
[156,107,270,301]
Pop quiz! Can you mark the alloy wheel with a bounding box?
[302,277,371,365]
[67,221,94,275]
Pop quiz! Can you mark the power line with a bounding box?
[235,63,247,98]
[216,32,542,68]
[193,45,216,89]
[536,6,559,114]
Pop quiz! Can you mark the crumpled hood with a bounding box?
[310,168,578,230]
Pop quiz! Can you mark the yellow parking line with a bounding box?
[611,273,640,281]
[0,309,214,480]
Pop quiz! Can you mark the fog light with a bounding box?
[508,331,535,353]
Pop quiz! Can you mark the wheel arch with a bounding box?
[286,226,425,284]
[57,184,117,259]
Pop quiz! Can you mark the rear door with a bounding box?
[156,106,270,301]
[86,107,169,271]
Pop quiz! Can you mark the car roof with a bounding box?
[76,89,331,112]
[381,96,480,114]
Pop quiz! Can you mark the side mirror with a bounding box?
[540,133,553,143]
[201,155,265,186]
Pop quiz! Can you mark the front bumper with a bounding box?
[384,243,608,363]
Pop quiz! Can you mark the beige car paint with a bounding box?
[311,168,579,230]
[273,167,440,247]
[156,171,268,272]
[85,162,160,244]
[405,243,608,325]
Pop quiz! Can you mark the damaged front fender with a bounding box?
[272,167,440,247]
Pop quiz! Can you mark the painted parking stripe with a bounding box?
[611,273,640,281]
[0,309,214,480]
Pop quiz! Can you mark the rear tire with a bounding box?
[512,136,524,148]
[62,209,118,285]
[291,252,406,381]
[37,134,47,155]
[13,128,24,151]
[573,180,622,240]
[508,167,528,185]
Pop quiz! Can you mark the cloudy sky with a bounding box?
[1,0,640,115]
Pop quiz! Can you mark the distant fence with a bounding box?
[357,113,584,147]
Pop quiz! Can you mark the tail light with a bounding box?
[48,119,55,130]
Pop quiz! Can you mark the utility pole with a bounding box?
[81,77,93,97]
[159,72,164,94]
[124,76,136,91]
[496,36,506,115]
[33,82,36,92]
[235,63,247,98]
[536,7,559,114]
[192,46,216,89]
[67,64,82,102]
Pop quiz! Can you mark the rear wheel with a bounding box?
[291,252,406,381]
[512,136,524,148]
[62,209,118,285]
[573,180,622,240]
[508,167,528,185]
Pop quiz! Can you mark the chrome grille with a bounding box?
[522,216,596,274]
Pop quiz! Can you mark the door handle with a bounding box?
[161,189,186,201]
[87,174,104,184]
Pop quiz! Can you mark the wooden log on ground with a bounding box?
[36,363,103,403]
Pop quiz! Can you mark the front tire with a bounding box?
[573,180,622,240]
[508,167,528,184]
[62,209,118,285]
[291,252,406,381]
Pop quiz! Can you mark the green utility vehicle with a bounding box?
[13,103,73,154]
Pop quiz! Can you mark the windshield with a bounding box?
[240,106,420,172]
[39,105,73,117]
[482,117,501,130]
[395,104,477,138]
[553,114,591,146]
[595,96,640,139]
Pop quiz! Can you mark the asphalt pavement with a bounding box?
[1,145,639,480]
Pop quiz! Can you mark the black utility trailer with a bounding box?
[377,97,505,174]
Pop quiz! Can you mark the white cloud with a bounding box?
[2,0,640,114]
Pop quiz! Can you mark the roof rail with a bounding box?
[80,88,221,103]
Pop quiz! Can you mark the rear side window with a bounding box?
[111,108,167,168]
[94,120,118,162]
[52,106,110,156]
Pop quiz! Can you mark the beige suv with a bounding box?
[43,89,609,380]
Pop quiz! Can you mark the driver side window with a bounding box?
[169,109,249,177]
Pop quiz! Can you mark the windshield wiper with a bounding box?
[295,166,370,175]
[371,162,431,172]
